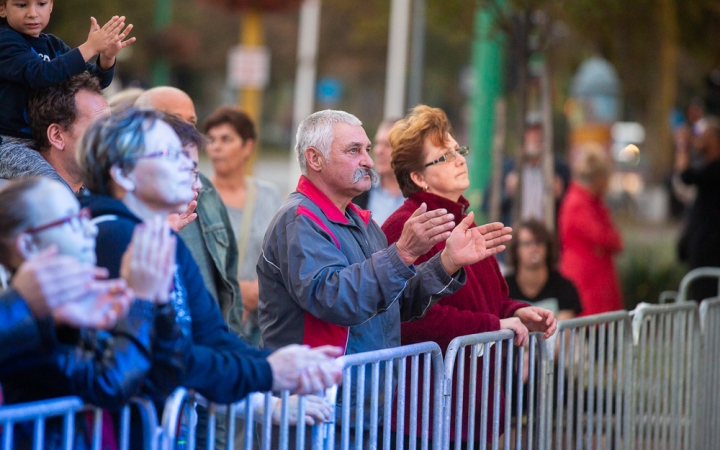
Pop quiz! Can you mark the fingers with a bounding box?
[456,211,475,231]
[313,345,343,358]
[89,16,99,31]
[27,244,59,261]
[93,266,109,280]
[409,202,428,219]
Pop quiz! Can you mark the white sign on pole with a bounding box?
[227,45,271,89]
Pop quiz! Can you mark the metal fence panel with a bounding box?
[698,297,720,450]
[551,311,632,450]
[331,341,444,450]
[0,396,158,450]
[630,302,701,450]
[442,330,552,450]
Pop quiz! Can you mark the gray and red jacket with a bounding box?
[257,176,466,355]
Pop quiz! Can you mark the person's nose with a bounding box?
[27,5,38,17]
[456,150,467,165]
[362,148,374,169]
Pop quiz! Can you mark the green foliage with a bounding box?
[619,251,686,311]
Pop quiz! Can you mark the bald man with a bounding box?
[136,87,241,324]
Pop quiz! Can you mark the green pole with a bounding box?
[467,2,506,220]
[151,0,172,86]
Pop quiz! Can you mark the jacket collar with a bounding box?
[296,176,371,226]
[410,191,470,226]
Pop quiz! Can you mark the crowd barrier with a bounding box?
[5,297,720,449]
[0,396,159,450]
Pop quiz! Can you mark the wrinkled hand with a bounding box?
[500,317,529,347]
[167,192,198,232]
[513,306,557,339]
[120,216,177,303]
[440,213,512,275]
[52,278,134,329]
[267,345,343,394]
[271,395,333,426]
[395,203,455,266]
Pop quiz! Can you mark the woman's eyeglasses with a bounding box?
[137,148,190,162]
[26,207,92,234]
[424,146,470,167]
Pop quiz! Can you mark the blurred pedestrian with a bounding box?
[558,145,623,316]
[675,116,720,301]
[382,105,556,445]
[486,117,570,228]
[352,118,404,225]
[505,219,582,320]
[204,106,282,346]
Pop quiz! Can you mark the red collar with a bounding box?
[296,176,371,226]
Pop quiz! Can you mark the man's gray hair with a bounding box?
[295,110,362,175]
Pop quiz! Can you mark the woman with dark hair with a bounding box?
[505,219,582,321]
[203,106,282,345]
[382,105,557,445]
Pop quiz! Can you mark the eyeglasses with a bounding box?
[137,147,190,162]
[424,146,470,167]
[26,207,92,234]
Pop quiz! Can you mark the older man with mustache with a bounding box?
[259,109,513,357]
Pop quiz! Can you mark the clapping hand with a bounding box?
[440,213,512,275]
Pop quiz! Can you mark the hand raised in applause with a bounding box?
[395,203,456,266]
[440,213,513,275]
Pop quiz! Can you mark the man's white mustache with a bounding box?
[352,168,379,184]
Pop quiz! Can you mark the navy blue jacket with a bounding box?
[0,23,114,137]
[81,195,274,403]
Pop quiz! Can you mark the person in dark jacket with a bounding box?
[0,1,134,181]
[382,105,557,445]
[0,177,188,411]
[76,108,343,406]
[675,117,720,301]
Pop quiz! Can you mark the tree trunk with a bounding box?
[645,0,678,183]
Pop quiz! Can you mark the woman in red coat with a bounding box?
[558,145,624,316]
[381,105,557,445]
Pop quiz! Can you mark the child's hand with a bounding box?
[78,16,126,62]
[101,22,136,61]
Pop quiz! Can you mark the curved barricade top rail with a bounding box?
[553,311,633,450]
[0,396,83,450]
[160,387,329,450]
[442,329,553,450]
[630,301,701,450]
[697,298,720,450]
[676,267,720,302]
[0,396,159,450]
[331,341,444,450]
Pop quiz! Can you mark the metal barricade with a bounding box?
[442,330,552,450]
[698,297,720,450]
[160,387,329,450]
[0,396,159,450]
[676,267,720,302]
[630,302,701,450]
[551,311,633,450]
[329,341,444,450]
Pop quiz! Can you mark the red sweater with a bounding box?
[382,192,528,442]
[558,182,624,316]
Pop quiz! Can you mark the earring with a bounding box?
[423,185,429,191]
